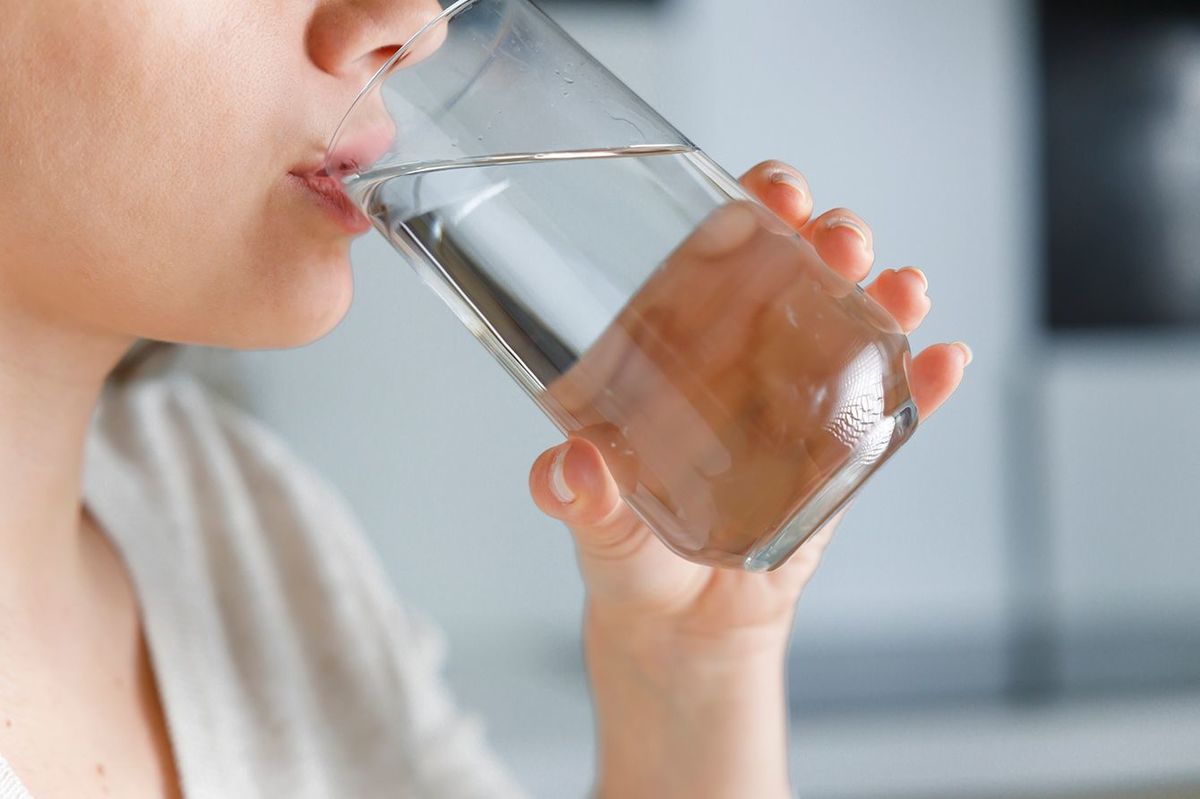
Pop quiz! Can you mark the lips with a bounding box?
[288,119,395,233]
[288,171,372,234]
[319,121,397,178]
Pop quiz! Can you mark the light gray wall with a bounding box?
[1046,337,1200,691]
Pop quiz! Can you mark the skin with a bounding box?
[0,2,968,798]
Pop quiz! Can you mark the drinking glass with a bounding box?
[324,0,918,571]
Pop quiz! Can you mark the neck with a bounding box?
[0,296,134,597]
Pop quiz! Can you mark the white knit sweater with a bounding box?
[0,372,528,799]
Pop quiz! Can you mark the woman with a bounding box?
[0,1,968,797]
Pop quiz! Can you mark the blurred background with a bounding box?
[181,0,1200,796]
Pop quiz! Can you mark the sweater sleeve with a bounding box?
[190,378,532,799]
[327,518,533,799]
[321,492,532,799]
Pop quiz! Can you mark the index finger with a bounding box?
[739,160,815,230]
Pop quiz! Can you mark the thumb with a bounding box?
[528,437,645,552]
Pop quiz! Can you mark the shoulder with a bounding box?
[90,368,431,653]
[95,368,362,543]
[95,368,341,515]
[88,370,527,795]
[88,370,456,712]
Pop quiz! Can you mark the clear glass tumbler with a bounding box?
[324,0,918,571]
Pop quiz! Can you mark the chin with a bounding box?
[237,248,356,349]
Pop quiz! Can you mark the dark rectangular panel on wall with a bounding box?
[1040,0,1200,329]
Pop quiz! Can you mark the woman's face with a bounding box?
[0,0,436,349]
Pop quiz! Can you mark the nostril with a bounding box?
[359,44,403,76]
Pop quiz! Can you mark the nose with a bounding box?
[307,0,446,82]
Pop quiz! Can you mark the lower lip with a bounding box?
[288,172,372,234]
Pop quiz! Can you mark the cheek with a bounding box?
[1,1,354,348]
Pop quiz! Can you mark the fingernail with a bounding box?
[826,215,870,249]
[952,341,973,366]
[901,266,929,291]
[693,202,759,257]
[767,169,809,203]
[550,442,576,504]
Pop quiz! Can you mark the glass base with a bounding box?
[742,398,918,572]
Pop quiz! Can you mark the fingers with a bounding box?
[740,160,876,284]
[738,160,814,230]
[865,267,932,333]
[528,437,647,556]
[801,207,875,282]
[910,341,972,419]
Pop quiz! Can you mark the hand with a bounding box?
[527,160,969,799]
[529,159,969,650]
